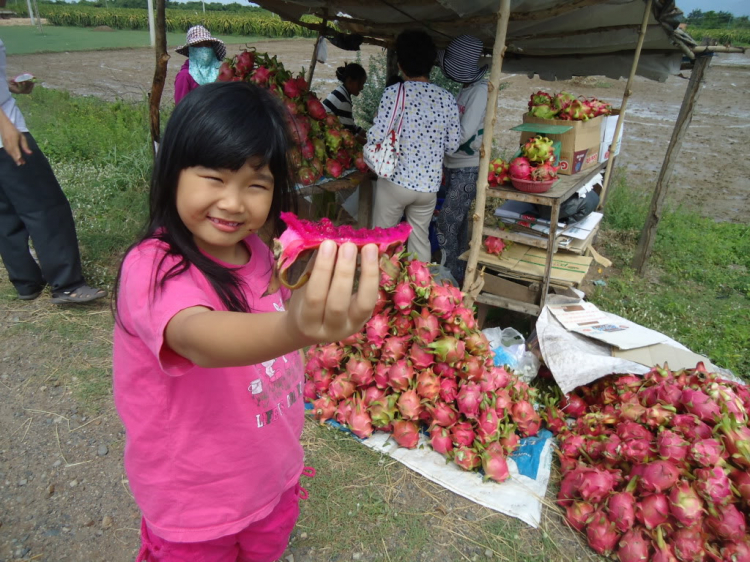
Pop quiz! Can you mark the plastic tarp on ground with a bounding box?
[250,0,695,81]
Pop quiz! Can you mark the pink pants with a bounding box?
[135,484,302,562]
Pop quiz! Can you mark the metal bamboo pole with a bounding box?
[632,53,711,274]
[598,0,653,209]
[462,0,511,302]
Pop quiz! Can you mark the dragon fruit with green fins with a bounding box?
[273,212,411,289]
[522,136,555,164]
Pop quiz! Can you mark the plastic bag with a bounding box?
[316,37,328,63]
[482,327,540,383]
[430,250,459,287]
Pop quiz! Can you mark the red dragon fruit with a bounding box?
[429,400,458,427]
[282,77,302,99]
[617,528,651,562]
[348,397,373,439]
[303,379,317,402]
[694,465,732,505]
[368,395,398,428]
[354,152,368,172]
[305,95,327,120]
[313,395,336,422]
[450,422,476,448]
[672,526,705,562]
[397,389,423,420]
[410,343,435,370]
[297,167,316,186]
[414,308,441,345]
[234,50,254,76]
[530,162,559,182]
[635,493,669,530]
[272,213,411,289]
[668,481,704,528]
[391,312,413,337]
[639,460,681,494]
[476,408,500,443]
[363,385,385,406]
[391,420,420,449]
[429,336,466,365]
[429,425,454,455]
[484,236,506,256]
[392,281,416,313]
[428,283,457,319]
[387,360,414,392]
[481,448,510,483]
[511,401,541,437]
[566,501,595,532]
[670,414,712,441]
[456,382,482,419]
[729,468,750,504]
[381,335,409,362]
[586,511,620,556]
[318,344,344,369]
[415,369,440,401]
[560,393,587,418]
[499,424,520,454]
[250,65,272,85]
[454,446,481,471]
[217,61,236,82]
[325,158,343,178]
[439,376,458,403]
[716,414,750,469]
[681,388,721,423]
[365,314,390,347]
[652,526,678,562]
[720,538,750,562]
[617,421,653,441]
[688,438,723,468]
[328,374,355,401]
[509,157,533,180]
[345,356,373,388]
[577,468,616,505]
[607,487,636,532]
[707,503,747,541]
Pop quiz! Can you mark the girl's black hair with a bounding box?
[113,81,296,319]
[335,62,367,84]
[396,30,436,78]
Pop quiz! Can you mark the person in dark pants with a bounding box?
[0,39,106,304]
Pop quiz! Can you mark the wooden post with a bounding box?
[306,11,328,86]
[148,0,168,158]
[598,0,653,209]
[461,0,511,301]
[632,53,711,274]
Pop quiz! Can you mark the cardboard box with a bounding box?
[520,113,603,175]
[599,109,623,164]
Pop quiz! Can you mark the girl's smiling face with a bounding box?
[176,160,274,264]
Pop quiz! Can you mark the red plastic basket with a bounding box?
[511,177,557,193]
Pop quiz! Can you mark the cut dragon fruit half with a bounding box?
[273,212,412,289]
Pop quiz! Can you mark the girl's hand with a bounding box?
[285,240,379,346]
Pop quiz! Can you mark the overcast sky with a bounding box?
[676,0,749,16]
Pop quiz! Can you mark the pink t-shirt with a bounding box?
[113,235,304,543]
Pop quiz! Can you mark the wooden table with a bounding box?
[473,163,607,316]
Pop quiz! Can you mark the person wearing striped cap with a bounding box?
[174,25,227,104]
[435,34,490,286]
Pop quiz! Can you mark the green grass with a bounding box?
[1,25,274,55]
[589,175,750,378]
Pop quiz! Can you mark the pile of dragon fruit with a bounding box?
[304,255,542,483]
[218,49,368,184]
[550,365,750,561]
[528,90,613,121]
[488,136,559,187]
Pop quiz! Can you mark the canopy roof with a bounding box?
[252,0,697,81]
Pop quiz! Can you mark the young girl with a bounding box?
[322,62,367,143]
[113,82,379,562]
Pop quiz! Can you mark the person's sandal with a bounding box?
[18,288,44,301]
[50,284,107,305]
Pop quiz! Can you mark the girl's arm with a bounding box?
[165,241,379,368]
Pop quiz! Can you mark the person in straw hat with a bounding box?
[435,34,490,286]
[174,25,227,104]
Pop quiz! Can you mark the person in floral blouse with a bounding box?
[368,30,461,263]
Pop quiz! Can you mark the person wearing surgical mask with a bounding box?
[174,26,227,105]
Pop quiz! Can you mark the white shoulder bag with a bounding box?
[364,83,406,179]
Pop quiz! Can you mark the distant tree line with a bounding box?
[685,10,750,29]
[36,0,268,11]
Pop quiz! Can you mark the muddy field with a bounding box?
[5,39,750,222]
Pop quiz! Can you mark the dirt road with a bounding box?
[6,40,750,222]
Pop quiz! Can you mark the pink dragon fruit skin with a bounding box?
[450,422,475,448]
[428,283,457,319]
[392,281,416,313]
[415,369,440,401]
[729,468,750,503]
[429,400,458,427]
[617,528,651,562]
[429,425,453,455]
[414,308,441,344]
[694,465,733,505]
[345,356,374,388]
[481,449,510,483]
[656,429,689,462]
[670,414,712,441]
[365,314,390,347]
[438,376,458,403]
[566,501,595,532]
[586,511,620,556]
[381,335,409,362]
[391,419,420,449]
[509,157,532,180]
[635,493,669,530]
[680,388,721,423]
[706,503,747,541]
[577,468,616,505]
[720,538,750,562]
[397,388,423,420]
[273,213,411,289]
[347,398,373,439]
[484,236,506,256]
[716,414,750,469]
[672,526,705,562]
[429,336,466,365]
[387,359,414,392]
[668,480,704,528]
[639,460,681,494]
[607,491,636,533]
[453,446,481,471]
[303,380,317,402]
[688,438,723,467]
[313,395,336,422]
[305,95,327,120]
[456,382,482,419]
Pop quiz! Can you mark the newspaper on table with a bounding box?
[546,301,669,350]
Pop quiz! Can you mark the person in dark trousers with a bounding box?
[0,39,106,304]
